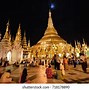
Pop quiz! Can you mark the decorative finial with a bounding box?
[7,20,9,26]
[83,38,85,44]
[6,20,10,32]
[19,23,21,29]
[24,31,26,36]
[48,11,53,28]
[49,11,51,17]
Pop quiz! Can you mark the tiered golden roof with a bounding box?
[1,21,11,47]
[32,11,66,47]
[22,31,27,49]
[14,24,22,45]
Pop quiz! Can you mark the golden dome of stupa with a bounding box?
[30,11,71,58]
[34,11,66,46]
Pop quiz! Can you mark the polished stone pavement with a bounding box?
[0,64,89,84]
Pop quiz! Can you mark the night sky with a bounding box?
[0,0,89,47]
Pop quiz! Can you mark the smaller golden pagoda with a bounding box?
[0,21,11,59]
[11,24,23,63]
[0,22,31,63]
[22,31,30,59]
[30,11,72,58]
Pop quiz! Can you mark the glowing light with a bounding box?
[50,3,55,9]
[76,53,80,57]
[7,51,11,62]
[66,53,70,57]
[59,53,62,57]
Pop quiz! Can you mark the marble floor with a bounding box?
[0,64,89,84]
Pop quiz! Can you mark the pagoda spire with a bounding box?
[3,20,10,40]
[74,40,77,48]
[37,10,66,45]
[22,31,27,49]
[2,20,11,45]
[28,40,30,48]
[44,11,58,35]
[1,20,11,56]
[83,38,85,45]
[14,24,22,45]
[48,11,53,28]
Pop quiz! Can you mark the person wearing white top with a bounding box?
[60,63,65,76]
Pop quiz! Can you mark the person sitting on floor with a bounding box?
[0,69,13,83]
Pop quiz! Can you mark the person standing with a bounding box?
[60,63,65,76]
[63,56,68,70]
[73,56,77,68]
[19,68,28,83]
[54,55,60,70]
[80,54,87,73]
[52,54,57,69]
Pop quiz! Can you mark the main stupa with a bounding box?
[30,11,72,58]
[37,11,66,45]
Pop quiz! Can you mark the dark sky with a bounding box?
[0,0,89,47]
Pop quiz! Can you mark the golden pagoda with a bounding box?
[30,11,71,58]
[0,22,30,63]
[14,24,22,45]
[0,21,12,59]
[22,31,30,59]
[11,24,23,63]
[1,21,11,46]
[22,31,27,49]
[37,12,66,45]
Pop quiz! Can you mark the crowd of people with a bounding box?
[45,53,88,80]
[45,54,68,79]
[0,53,88,83]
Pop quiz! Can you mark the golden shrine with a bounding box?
[30,11,72,58]
[0,11,88,64]
[0,22,30,64]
